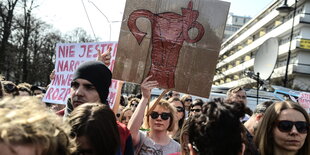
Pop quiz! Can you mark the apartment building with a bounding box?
[224,13,252,41]
[214,0,310,91]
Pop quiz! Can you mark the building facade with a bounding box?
[224,13,252,41]
[214,0,310,91]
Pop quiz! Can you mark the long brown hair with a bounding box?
[254,101,310,155]
[69,103,120,155]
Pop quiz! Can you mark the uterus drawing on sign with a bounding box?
[127,1,205,89]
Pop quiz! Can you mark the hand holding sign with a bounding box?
[97,46,112,66]
[141,76,158,100]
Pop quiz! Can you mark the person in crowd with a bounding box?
[189,99,203,117]
[126,97,140,112]
[254,101,310,155]
[179,118,191,155]
[30,85,45,96]
[2,80,19,97]
[128,76,181,154]
[17,83,31,96]
[187,99,246,155]
[0,97,76,155]
[61,59,134,155]
[167,90,181,100]
[119,107,134,126]
[242,101,274,155]
[180,95,192,117]
[68,103,120,155]
[224,95,258,155]
[120,95,128,107]
[168,97,185,142]
[116,105,125,120]
[127,94,136,104]
[244,101,274,136]
[226,86,247,105]
[136,93,142,99]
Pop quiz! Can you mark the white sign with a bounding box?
[43,42,119,108]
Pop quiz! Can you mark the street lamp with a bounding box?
[276,0,297,87]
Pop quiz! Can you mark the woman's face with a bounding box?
[149,106,171,132]
[183,97,192,110]
[273,109,308,153]
[121,110,133,126]
[189,105,202,116]
[171,101,184,121]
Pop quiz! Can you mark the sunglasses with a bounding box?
[276,120,309,134]
[175,106,184,112]
[190,109,201,112]
[4,84,16,92]
[185,99,192,102]
[150,112,171,120]
[130,103,138,107]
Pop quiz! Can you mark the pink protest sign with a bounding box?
[43,42,120,108]
[298,92,310,109]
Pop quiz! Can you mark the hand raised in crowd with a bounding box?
[97,46,112,66]
[141,76,158,99]
[49,69,55,81]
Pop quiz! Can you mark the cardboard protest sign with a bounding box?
[113,0,230,98]
[43,42,120,108]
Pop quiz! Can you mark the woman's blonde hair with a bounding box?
[142,98,176,131]
[0,97,76,155]
[126,98,140,108]
[119,107,134,122]
[254,101,310,155]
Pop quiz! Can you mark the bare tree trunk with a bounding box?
[0,0,19,74]
[21,0,34,82]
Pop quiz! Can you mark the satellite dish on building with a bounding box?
[254,37,279,80]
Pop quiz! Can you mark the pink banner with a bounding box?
[43,42,119,108]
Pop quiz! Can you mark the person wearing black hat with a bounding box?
[69,60,112,108]
[30,85,45,96]
[59,48,134,155]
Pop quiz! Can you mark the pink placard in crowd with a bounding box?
[43,42,120,108]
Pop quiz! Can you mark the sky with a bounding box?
[33,0,275,42]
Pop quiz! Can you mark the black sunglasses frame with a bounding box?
[185,99,192,102]
[276,120,309,134]
[130,103,138,107]
[175,106,185,112]
[150,111,171,120]
[190,109,201,112]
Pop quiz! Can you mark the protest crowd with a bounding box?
[0,47,309,155]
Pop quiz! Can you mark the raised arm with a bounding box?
[127,76,158,146]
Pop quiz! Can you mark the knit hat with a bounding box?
[73,61,112,104]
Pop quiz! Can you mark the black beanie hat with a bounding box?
[73,61,112,104]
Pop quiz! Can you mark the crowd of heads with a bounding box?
[0,78,46,99]
[0,60,309,155]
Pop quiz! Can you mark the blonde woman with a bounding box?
[128,76,181,154]
[254,101,310,155]
[119,107,134,126]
